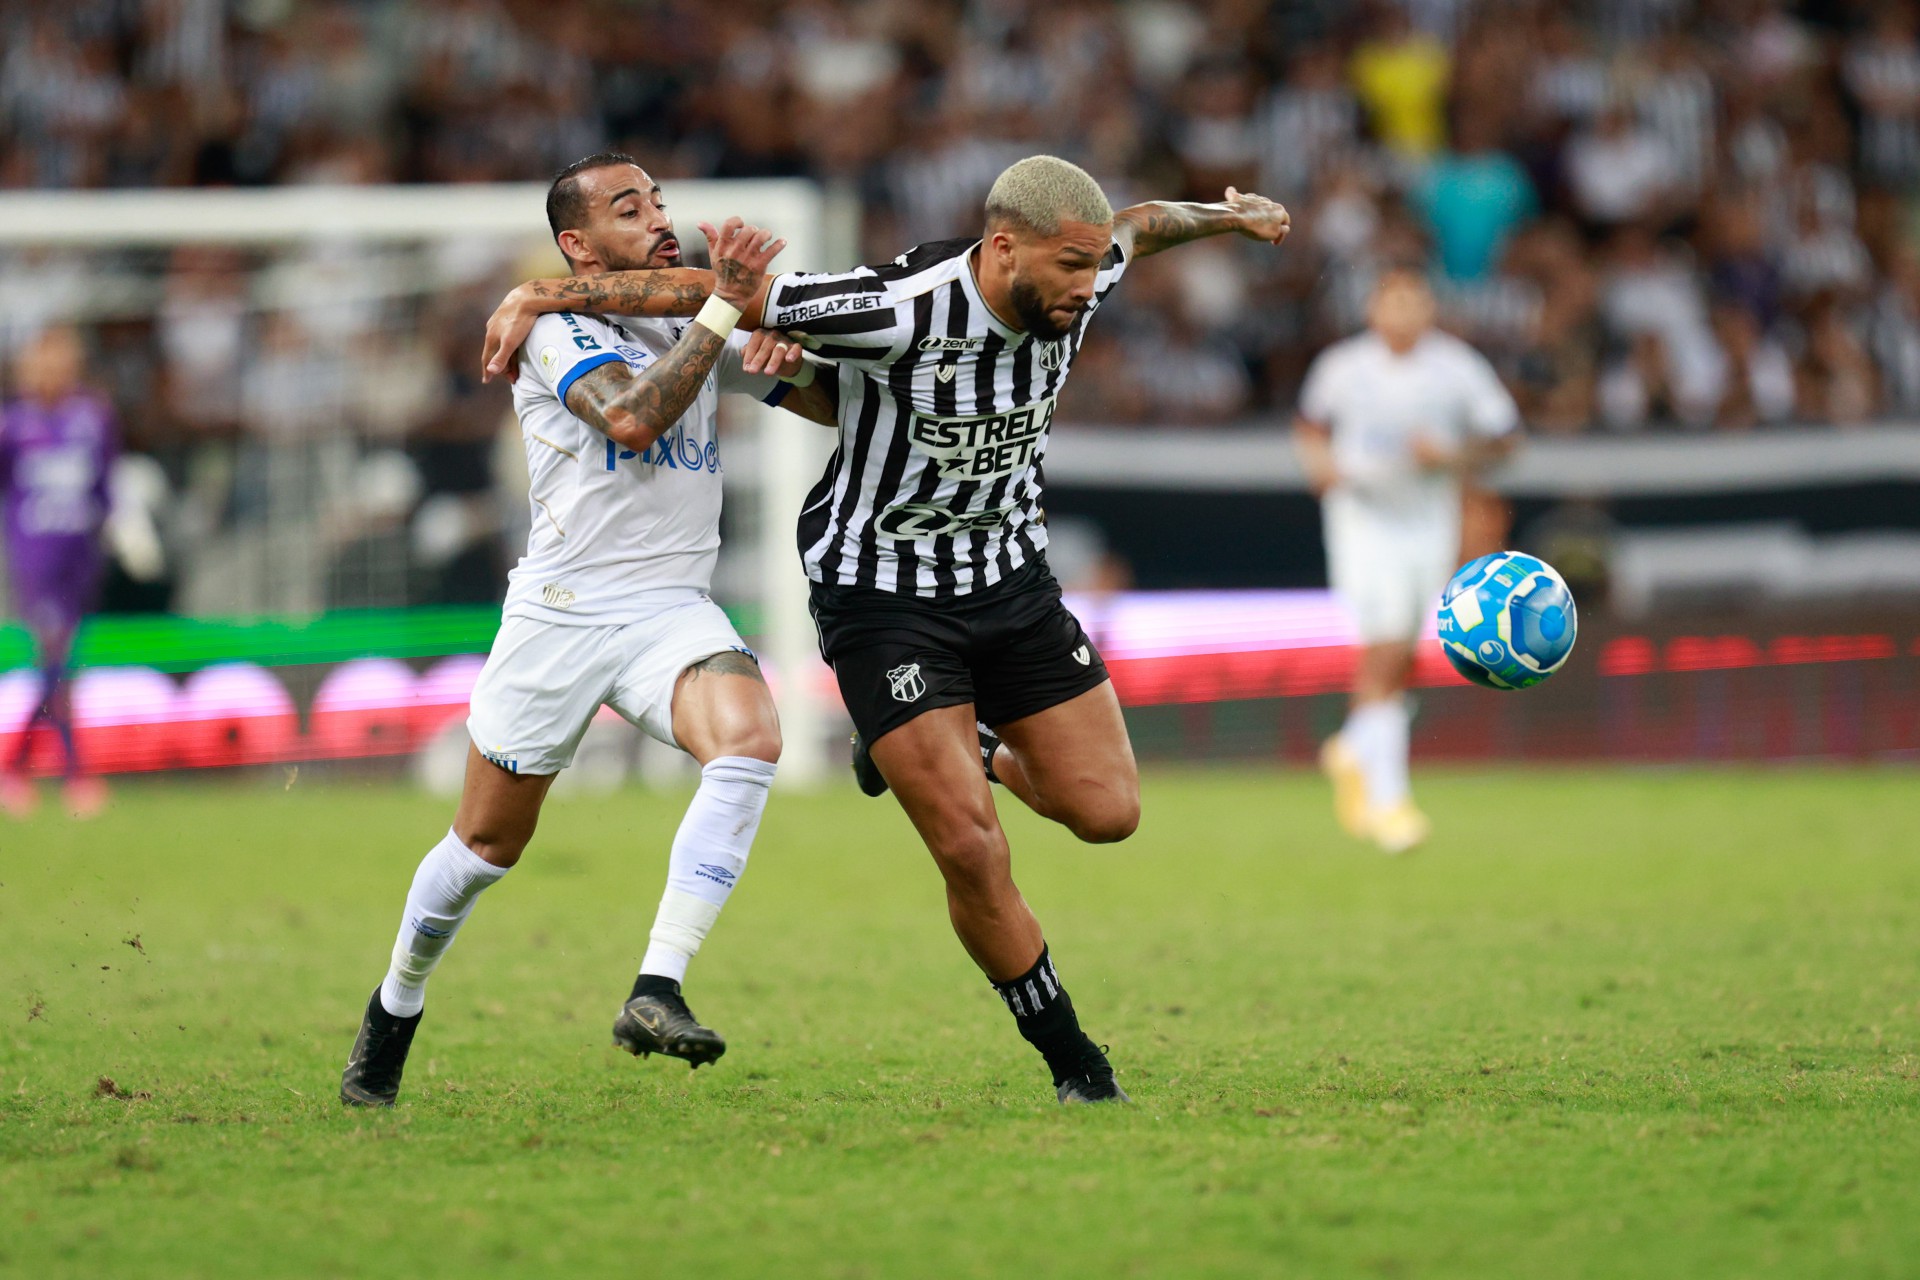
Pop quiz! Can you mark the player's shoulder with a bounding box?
[1419,329,1489,363]
[524,309,624,357]
[866,237,975,282]
[1312,331,1380,372]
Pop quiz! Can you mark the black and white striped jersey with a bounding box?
[760,236,1129,597]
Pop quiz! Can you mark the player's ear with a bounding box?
[556,229,592,271]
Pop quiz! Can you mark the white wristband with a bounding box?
[781,358,817,388]
[694,295,742,337]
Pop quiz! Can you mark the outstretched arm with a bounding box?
[1113,186,1292,259]
[483,217,786,382]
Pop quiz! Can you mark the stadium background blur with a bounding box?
[5,0,1920,776]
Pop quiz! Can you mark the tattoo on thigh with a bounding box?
[685,650,764,682]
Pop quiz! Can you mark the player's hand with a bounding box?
[1224,186,1290,246]
[740,328,806,378]
[699,217,787,310]
[1411,435,1458,472]
[481,284,541,384]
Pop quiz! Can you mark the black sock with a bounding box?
[630,974,680,1002]
[992,945,1100,1085]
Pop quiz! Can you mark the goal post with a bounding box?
[0,178,851,788]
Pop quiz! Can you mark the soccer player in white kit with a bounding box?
[341,154,836,1106]
[1294,267,1520,853]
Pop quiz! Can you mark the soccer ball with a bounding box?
[1436,552,1578,690]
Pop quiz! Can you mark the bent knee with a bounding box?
[715,726,782,765]
[1064,791,1140,844]
[453,826,531,868]
[1069,808,1139,844]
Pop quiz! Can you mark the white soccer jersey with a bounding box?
[758,236,1129,598]
[1297,329,1519,533]
[506,310,786,625]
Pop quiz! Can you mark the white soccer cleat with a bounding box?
[1318,737,1371,838]
[1366,800,1431,856]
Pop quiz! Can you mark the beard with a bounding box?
[1009,275,1080,340]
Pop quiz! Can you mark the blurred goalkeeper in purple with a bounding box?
[0,326,116,818]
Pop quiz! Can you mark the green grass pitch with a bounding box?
[3,766,1917,1278]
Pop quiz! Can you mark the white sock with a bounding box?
[1346,698,1410,809]
[639,755,776,984]
[379,829,509,1017]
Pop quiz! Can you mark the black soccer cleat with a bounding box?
[613,985,727,1068]
[850,731,889,797]
[1055,1044,1130,1105]
[340,988,422,1108]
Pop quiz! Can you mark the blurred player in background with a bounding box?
[1295,267,1521,853]
[482,155,1291,1103]
[341,155,836,1107]
[0,327,117,819]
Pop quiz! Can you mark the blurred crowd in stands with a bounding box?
[6,0,1920,611]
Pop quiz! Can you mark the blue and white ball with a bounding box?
[1436,552,1578,690]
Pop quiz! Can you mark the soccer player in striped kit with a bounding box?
[0,326,116,819]
[483,155,1291,1102]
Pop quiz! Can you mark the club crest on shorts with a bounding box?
[1071,645,1090,666]
[886,662,926,703]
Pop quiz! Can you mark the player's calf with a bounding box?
[599,654,781,1074]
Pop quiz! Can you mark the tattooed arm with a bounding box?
[564,326,727,453]
[1112,186,1292,259]
[557,219,788,448]
[483,217,786,382]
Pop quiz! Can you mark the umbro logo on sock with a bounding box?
[1071,646,1090,666]
[694,863,736,888]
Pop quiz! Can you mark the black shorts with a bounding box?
[809,556,1111,743]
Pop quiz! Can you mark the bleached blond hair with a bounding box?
[984,155,1113,236]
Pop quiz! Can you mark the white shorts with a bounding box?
[1325,510,1457,646]
[466,597,749,776]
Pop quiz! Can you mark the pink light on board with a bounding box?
[415,654,485,735]
[73,666,179,772]
[176,662,298,768]
[309,658,420,759]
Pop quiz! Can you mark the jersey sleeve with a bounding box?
[1093,239,1129,304]
[714,330,795,407]
[1460,348,1521,437]
[521,312,629,406]
[1296,348,1342,424]
[760,269,906,364]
